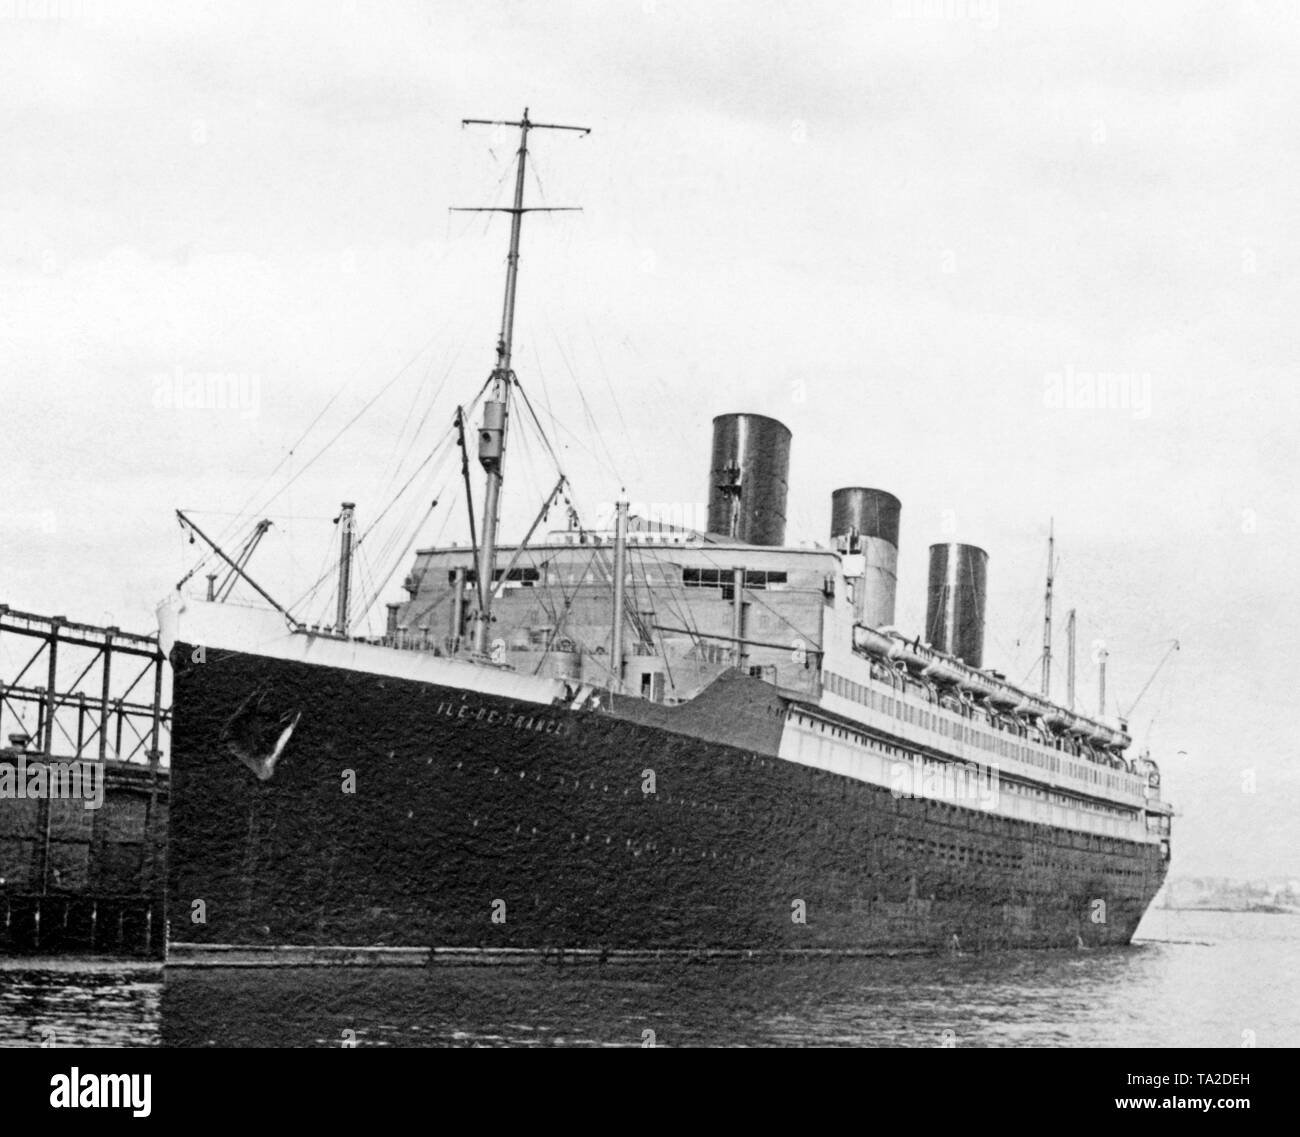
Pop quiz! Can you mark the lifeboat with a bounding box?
[1066,716,1093,738]
[1041,708,1071,732]
[893,638,931,673]
[852,625,894,659]
[1015,695,1052,721]
[984,682,1020,710]
[921,656,965,686]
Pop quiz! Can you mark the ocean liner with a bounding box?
[159,111,1173,964]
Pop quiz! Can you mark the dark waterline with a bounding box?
[1,910,1295,1047]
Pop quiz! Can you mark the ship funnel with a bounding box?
[831,488,901,628]
[706,413,791,546]
[925,543,989,668]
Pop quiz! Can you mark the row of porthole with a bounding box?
[863,808,1139,870]
[462,759,748,819]
[913,808,1130,857]
[469,824,754,865]
[456,758,1134,866]
[456,817,1139,882]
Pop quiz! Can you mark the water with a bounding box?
[1,910,1295,1047]
[0,959,161,1048]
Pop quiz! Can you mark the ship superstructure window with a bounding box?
[681,568,788,589]
[822,666,1145,802]
[455,567,541,586]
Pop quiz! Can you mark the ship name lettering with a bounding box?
[466,707,563,735]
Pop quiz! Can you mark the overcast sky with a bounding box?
[1,0,1296,879]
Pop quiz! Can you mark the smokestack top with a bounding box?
[706,413,792,547]
[928,540,989,556]
[925,542,989,668]
[710,412,791,433]
[831,487,902,549]
[831,487,902,629]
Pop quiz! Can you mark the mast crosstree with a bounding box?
[453,108,590,654]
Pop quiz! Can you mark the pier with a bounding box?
[0,606,169,958]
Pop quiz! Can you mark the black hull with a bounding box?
[167,644,1167,955]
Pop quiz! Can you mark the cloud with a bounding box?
[2,0,1297,875]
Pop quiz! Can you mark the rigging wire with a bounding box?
[376,350,440,495]
[523,344,619,477]
[191,332,449,584]
[583,315,643,486]
[989,539,1053,669]
[211,366,359,551]
[353,433,464,626]
[672,542,819,651]
[528,546,603,676]
[289,374,490,624]
[512,377,567,476]
[1018,653,1043,688]
[547,322,624,486]
[284,424,456,618]
[352,545,386,637]
[1140,659,1179,748]
[392,500,460,630]
[377,334,470,502]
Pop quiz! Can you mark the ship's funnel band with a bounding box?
[925,542,988,669]
[706,413,791,547]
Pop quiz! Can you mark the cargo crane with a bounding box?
[210,519,273,602]
[175,510,298,629]
[1122,638,1181,723]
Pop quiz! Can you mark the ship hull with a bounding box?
[166,643,1168,957]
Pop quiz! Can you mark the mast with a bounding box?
[455,109,589,655]
[1066,607,1076,710]
[1041,518,1054,697]
[610,497,629,692]
[731,566,746,669]
[1098,645,1109,718]
[336,501,356,636]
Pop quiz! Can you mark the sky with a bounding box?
[1,0,1296,879]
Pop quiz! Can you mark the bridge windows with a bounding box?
[453,567,541,586]
[682,568,788,590]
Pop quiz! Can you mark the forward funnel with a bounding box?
[706,413,791,546]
